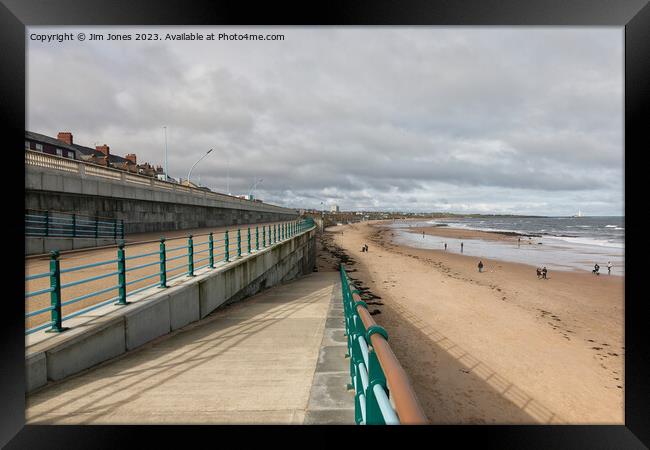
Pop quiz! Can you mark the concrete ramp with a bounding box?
[26,272,352,424]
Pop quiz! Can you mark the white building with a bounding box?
[330,204,340,213]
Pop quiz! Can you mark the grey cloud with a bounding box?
[27,27,623,215]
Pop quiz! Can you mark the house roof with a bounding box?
[25,131,130,165]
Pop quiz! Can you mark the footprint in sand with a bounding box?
[592,347,603,350]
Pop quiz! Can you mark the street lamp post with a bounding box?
[187,148,214,186]
[247,178,263,198]
[163,126,168,181]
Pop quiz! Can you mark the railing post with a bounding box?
[115,242,129,305]
[247,226,251,254]
[95,216,99,238]
[46,250,65,332]
[188,234,195,276]
[273,224,277,243]
[72,213,76,238]
[121,219,125,239]
[209,232,215,268]
[113,218,118,240]
[237,228,242,258]
[365,348,388,425]
[159,237,167,288]
[225,230,230,262]
[44,211,49,237]
[262,226,266,247]
[256,225,259,251]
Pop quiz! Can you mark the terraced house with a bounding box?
[24,130,163,178]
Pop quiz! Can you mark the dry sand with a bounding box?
[323,221,624,424]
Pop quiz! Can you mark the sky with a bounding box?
[26,27,624,216]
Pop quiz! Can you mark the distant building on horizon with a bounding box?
[330,204,340,213]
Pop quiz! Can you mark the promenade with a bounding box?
[26,272,354,424]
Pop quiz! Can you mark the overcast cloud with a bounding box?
[27,27,624,216]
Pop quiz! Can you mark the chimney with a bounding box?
[125,153,137,165]
[57,132,73,145]
[96,144,110,157]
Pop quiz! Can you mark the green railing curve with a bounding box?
[340,264,428,425]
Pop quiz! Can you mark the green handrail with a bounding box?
[25,218,315,335]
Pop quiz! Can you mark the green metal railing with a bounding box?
[340,264,428,425]
[25,218,315,335]
[26,209,124,240]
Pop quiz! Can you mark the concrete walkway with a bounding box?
[26,272,352,424]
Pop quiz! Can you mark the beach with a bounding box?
[323,221,624,424]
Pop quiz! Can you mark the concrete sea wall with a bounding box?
[25,151,298,234]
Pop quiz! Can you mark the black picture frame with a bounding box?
[1,0,647,448]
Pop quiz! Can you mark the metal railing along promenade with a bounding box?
[340,264,428,425]
[26,209,125,239]
[24,218,315,335]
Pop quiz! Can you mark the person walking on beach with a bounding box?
[460,242,464,253]
[607,261,612,275]
[422,231,425,238]
[518,237,521,248]
[444,242,447,251]
[593,263,600,275]
[536,267,542,279]
[542,267,548,279]
[478,260,484,273]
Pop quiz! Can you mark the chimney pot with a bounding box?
[57,132,73,145]
[96,144,110,156]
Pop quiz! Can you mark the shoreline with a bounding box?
[384,222,623,277]
[328,221,624,424]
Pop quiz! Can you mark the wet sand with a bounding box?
[403,225,535,242]
[324,221,624,424]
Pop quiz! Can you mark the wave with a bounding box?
[547,235,624,249]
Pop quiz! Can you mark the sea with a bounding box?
[384,216,625,276]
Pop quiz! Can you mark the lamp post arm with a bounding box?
[187,149,213,185]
